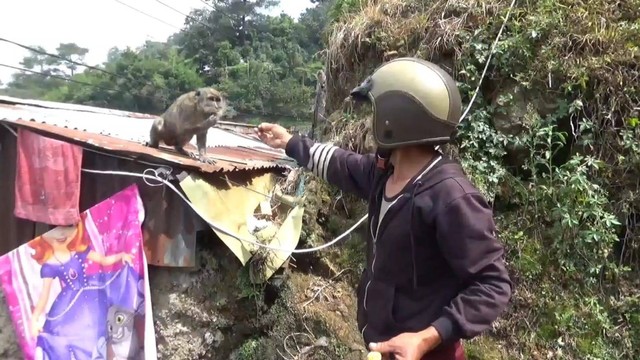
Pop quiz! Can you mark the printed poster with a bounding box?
[0,184,155,360]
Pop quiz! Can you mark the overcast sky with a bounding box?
[0,0,312,86]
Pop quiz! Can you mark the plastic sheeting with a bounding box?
[179,171,305,282]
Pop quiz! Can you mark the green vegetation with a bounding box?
[0,0,332,124]
[2,0,639,358]
[325,0,640,359]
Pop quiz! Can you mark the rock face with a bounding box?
[151,236,364,360]
[0,293,20,360]
[490,80,561,137]
[150,239,252,359]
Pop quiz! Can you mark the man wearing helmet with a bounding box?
[256,57,512,360]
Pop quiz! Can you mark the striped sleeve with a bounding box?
[307,142,338,181]
[285,134,376,200]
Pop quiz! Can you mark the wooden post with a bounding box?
[309,69,327,140]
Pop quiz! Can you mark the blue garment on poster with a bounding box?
[35,248,143,360]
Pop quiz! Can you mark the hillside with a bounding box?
[316,0,640,359]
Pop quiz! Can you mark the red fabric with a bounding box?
[421,341,465,360]
[13,128,83,226]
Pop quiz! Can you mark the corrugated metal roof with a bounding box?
[0,95,296,173]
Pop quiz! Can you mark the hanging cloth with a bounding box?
[13,128,83,226]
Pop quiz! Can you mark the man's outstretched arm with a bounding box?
[285,134,377,200]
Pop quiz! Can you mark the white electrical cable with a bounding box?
[435,0,517,151]
[457,0,517,123]
[0,0,516,254]
[81,168,368,253]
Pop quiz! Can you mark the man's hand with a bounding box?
[255,123,292,150]
[368,327,442,360]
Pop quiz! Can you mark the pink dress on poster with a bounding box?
[0,184,152,360]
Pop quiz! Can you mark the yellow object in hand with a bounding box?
[367,351,382,360]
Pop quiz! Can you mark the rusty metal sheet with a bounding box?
[0,118,294,173]
[0,97,296,173]
[5,118,242,172]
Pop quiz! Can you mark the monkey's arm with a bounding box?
[195,132,216,164]
[186,115,219,133]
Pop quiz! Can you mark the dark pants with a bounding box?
[422,341,465,360]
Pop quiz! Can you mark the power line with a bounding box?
[0,63,308,120]
[0,37,116,78]
[0,36,162,94]
[112,0,181,30]
[0,63,117,93]
[199,0,234,24]
[155,0,217,32]
[199,0,215,10]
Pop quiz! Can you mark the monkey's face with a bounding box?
[195,88,227,118]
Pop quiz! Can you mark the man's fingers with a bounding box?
[257,122,275,132]
[369,341,394,354]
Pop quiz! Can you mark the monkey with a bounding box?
[146,87,227,164]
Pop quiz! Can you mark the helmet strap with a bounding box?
[375,148,392,169]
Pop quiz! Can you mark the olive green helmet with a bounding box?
[349,57,462,148]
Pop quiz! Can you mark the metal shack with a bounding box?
[0,95,302,269]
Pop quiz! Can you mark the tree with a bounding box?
[172,1,323,119]
[3,1,330,124]
[19,46,49,72]
[46,43,204,114]
[55,43,89,76]
[296,1,332,54]
[208,0,280,45]
[4,45,76,99]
